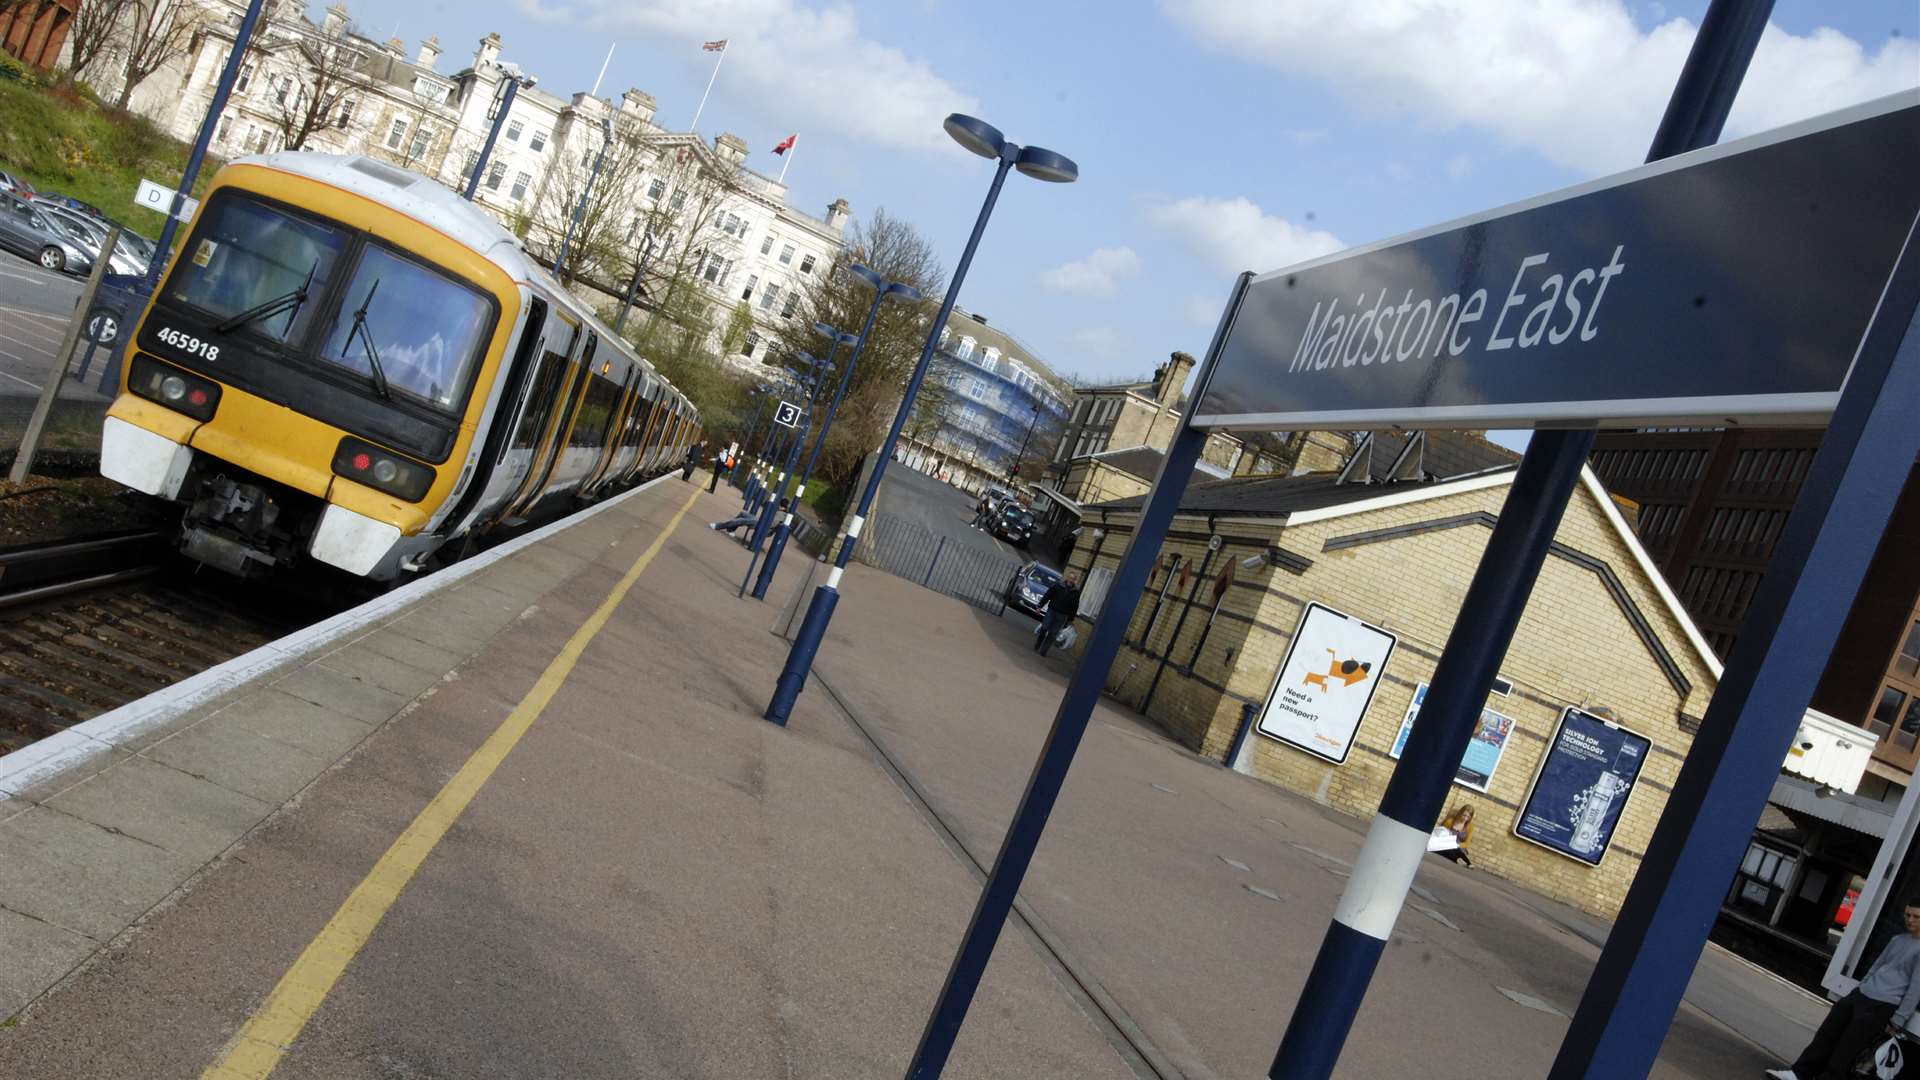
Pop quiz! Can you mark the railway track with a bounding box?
[0,534,345,757]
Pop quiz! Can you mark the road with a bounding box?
[877,460,1033,567]
[0,254,121,456]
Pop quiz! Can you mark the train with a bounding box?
[100,152,700,582]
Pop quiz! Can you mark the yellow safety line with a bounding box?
[202,486,700,1080]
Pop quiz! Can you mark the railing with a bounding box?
[854,511,1013,616]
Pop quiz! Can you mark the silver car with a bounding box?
[34,202,149,276]
[0,189,93,275]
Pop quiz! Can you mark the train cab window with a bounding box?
[164,193,351,345]
[317,244,495,412]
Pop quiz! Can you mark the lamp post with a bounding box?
[740,356,835,593]
[734,383,772,498]
[463,63,536,201]
[754,280,920,600]
[612,229,657,335]
[553,115,616,279]
[1013,403,1042,480]
[752,375,806,512]
[766,114,1076,731]
[142,0,267,292]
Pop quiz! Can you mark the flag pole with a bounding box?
[689,44,725,134]
[590,42,615,98]
[777,134,796,183]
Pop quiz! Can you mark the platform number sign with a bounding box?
[772,401,802,428]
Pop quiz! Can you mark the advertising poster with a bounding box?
[1515,708,1653,866]
[1256,602,1397,764]
[1388,682,1515,793]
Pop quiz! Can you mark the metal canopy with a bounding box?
[1192,92,1920,434]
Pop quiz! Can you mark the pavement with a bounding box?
[0,471,1825,1078]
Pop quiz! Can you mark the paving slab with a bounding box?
[138,708,341,805]
[269,663,412,727]
[314,640,449,699]
[0,806,198,941]
[43,754,272,864]
[0,906,95,1020]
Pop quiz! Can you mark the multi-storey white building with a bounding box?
[90,2,850,375]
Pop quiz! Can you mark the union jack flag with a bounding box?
[702,39,727,52]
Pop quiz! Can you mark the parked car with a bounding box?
[32,192,105,220]
[1006,561,1063,617]
[988,503,1037,548]
[34,201,149,276]
[0,189,95,274]
[0,169,34,198]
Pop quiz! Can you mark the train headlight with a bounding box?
[129,354,220,421]
[332,436,433,502]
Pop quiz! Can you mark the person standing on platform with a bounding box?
[682,441,704,482]
[708,443,731,493]
[1770,900,1920,1080]
[1034,572,1080,657]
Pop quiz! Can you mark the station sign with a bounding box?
[772,401,801,428]
[134,178,198,223]
[1513,707,1652,866]
[1255,602,1396,764]
[1191,92,1920,432]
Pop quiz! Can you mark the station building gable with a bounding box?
[1064,466,1720,919]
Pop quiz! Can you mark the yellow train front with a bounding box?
[101,153,700,582]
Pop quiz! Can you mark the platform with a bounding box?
[0,472,1818,1078]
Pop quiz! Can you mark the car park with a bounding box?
[0,188,95,274]
[34,201,150,276]
[1005,561,1063,617]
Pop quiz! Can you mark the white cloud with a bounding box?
[1041,246,1141,296]
[1164,0,1919,174]
[1144,195,1344,276]
[572,1,979,153]
[1181,294,1221,326]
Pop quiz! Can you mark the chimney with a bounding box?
[825,197,850,233]
[416,36,440,69]
[714,132,747,166]
[475,32,502,69]
[620,88,656,125]
[384,37,405,58]
[972,313,989,325]
[1156,351,1195,405]
[321,3,349,35]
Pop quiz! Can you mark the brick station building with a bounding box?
[1061,454,1722,918]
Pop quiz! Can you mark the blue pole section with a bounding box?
[1551,216,1920,1074]
[765,150,1017,727]
[749,380,823,559]
[1270,5,1768,1076]
[463,76,520,200]
[902,274,1252,1078]
[142,0,266,293]
[755,310,884,600]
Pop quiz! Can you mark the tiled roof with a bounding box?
[1363,430,1519,482]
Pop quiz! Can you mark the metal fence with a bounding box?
[855,512,1015,616]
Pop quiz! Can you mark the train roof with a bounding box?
[229,152,697,416]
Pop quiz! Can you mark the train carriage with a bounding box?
[101,153,699,582]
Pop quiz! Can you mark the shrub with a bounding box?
[0,52,35,87]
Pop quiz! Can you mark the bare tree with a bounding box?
[114,0,202,109]
[65,0,131,83]
[262,27,367,152]
[523,119,654,285]
[768,208,946,481]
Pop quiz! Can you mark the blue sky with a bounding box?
[330,0,1917,403]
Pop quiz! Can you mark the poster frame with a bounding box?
[1254,601,1397,766]
[1511,706,1654,867]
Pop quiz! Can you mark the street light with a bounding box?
[734,382,773,500]
[553,114,616,279]
[612,228,657,335]
[740,351,836,582]
[1013,402,1043,480]
[766,114,1075,729]
[463,62,537,201]
[753,277,920,600]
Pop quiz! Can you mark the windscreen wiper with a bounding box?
[214,258,319,334]
[346,278,391,401]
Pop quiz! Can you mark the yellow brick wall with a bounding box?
[1064,478,1717,920]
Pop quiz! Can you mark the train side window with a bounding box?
[511,313,579,451]
[493,297,547,465]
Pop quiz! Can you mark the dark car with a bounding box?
[989,504,1036,547]
[1006,561,1063,617]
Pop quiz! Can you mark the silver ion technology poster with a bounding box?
[1256,603,1397,764]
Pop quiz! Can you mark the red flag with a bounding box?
[702,39,727,52]
[773,133,796,155]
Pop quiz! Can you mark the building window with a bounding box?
[485,161,507,190]
[702,254,725,283]
[778,243,795,265]
[510,171,531,201]
[799,253,815,274]
[780,291,798,318]
[758,284,781,312]
[741,274,758,300]
[760,235,774,255]
[274,74,291,105]
[336,99,354,129]
[506,119,523,142]
[648,177,665,200]
[235,63,254,93]
[386,118,408,150]
[669,191,686,212]
[530,129,547,152]
[742,330,760,357]
[1902,620,1920,665]
[216,115,232,142]
[1871,686,1908,738]
[408,125,432,159]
